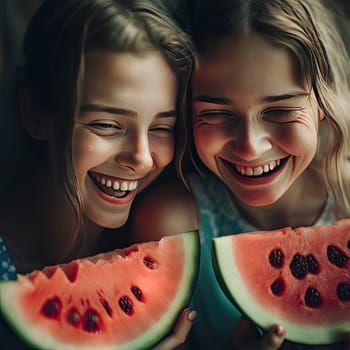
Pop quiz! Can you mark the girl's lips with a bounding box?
[89,172,138,192]
[222,156,290,186]
[88,173,137,205]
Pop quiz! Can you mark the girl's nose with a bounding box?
[231,120,272,160]
[115,133,153,173]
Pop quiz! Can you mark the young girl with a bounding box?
[0,0,196,348]
[130,0,350,349]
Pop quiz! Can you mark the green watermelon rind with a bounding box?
[211,236,350,346]
[0,231,200,350]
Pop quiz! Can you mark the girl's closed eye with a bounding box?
[195,110,237,125]
[149,124,175,139]
[262,108,304,123]
[86,120,124,136]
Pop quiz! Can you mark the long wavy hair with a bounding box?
[177,0,350,217]
[20,0,195,232]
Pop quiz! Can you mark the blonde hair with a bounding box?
[177,0,350,217]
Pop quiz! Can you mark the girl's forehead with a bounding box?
[194,33,303,89]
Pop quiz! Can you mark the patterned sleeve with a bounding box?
[0,237,17,280]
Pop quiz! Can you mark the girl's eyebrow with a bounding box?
[192,95,232,105]
[262,91,310,103]
[80,104,136,117]
[79,104,176,118]
[193,91,310,105]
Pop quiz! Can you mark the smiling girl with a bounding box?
[0,0,195,348]
[130,0,350,349]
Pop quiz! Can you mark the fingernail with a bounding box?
[273,325,284,336]
[187,309,197,321]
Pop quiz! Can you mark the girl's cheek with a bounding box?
[194,127,226,161]
[150,137,175,167]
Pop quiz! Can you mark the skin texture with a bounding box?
[73,51,177,229]
[192,33,324,214]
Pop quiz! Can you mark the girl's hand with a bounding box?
[227,317,292,350]
[151,308,197,350]
[228,318,350,350]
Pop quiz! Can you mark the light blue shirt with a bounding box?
[0,237,17,281]
[188,171,336,350]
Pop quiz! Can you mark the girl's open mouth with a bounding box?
[231,157,290,178]
[89,172,138,199]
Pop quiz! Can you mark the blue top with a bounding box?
[0,237,17,281]
[188,171,336,350]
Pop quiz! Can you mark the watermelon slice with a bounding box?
[211,220,350,345]
[0,231,199,350]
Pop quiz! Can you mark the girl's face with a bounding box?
[73,51,177,228]
[192,33,324,206]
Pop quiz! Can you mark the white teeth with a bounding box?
[128,182,136,191]
[92,173,138,191]
[246,167,254,176]
[235,159,282,177]
[120,182,128,191]
[253,167,263,176]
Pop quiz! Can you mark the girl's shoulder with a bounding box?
[129,178,199,243]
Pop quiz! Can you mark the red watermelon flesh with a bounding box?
[212,220,350,345]
[0,231,199,350]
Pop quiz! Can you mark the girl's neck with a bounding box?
[233,165,328,230]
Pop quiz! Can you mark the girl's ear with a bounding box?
[20,87,49,140]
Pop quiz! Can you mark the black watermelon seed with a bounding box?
[131,286,143,301]
[119,296,133,315]
[41,296,62,318]
[268,249,284,268]
[289,254,308,279]
[347,240,350,249]
[100,298,113,317]
[305,287,321,308]
[83,309,102,332]
[143,256,158,269]
[327,245,349,267]
[67,308,81,327]
[270,277,285,296]
[306,254,319,274]
[337,283,350,301]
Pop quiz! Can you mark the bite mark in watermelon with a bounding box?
[0,231,199,350]
[211,220,350,345]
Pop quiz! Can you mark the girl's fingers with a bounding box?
[229,318,287,350]
[151,308,197,350]
[260,324,286,350]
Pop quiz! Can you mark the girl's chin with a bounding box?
[93,216,129,229]
[84,205,131,229]
[230,188,284,207]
